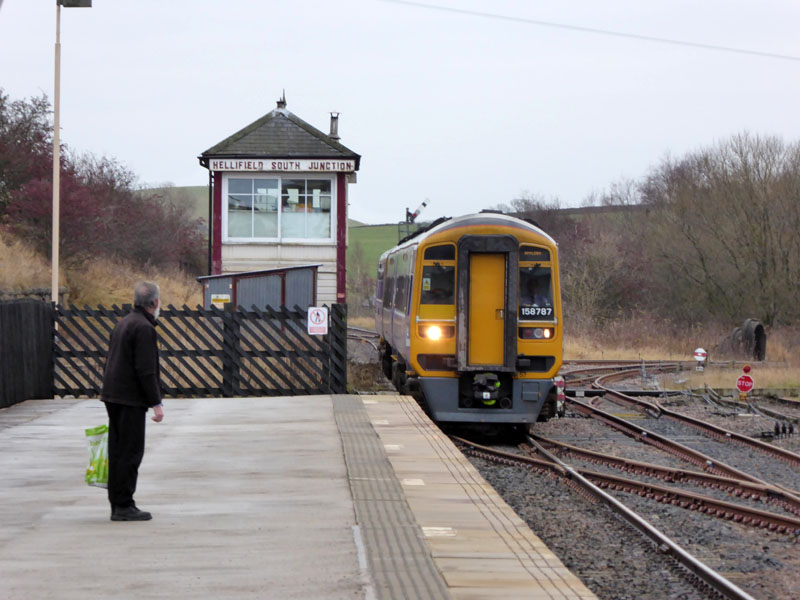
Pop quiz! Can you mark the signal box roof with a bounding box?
[198,98,360,169]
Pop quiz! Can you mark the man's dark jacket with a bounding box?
[101,307,161,408]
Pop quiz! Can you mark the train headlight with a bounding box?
[519,327,555,340]
[426,325,442,341]
[418,325,454,340]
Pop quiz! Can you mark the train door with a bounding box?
[456,234,518,372]
[468,253,506,365]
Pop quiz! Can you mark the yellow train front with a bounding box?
[376,212,563,427]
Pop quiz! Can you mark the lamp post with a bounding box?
[51,0,91,305]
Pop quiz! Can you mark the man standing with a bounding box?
[101,281,165,521]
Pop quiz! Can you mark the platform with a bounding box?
[0,395,596,599]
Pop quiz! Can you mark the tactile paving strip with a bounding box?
[390,395,597,599]
[333,395,452,600]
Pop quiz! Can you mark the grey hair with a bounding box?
[134,281,160,308]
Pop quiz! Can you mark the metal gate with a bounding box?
[53,303,347,398]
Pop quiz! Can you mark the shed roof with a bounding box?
[199,100,360,168]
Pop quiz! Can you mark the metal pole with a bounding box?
[51,3,61,306]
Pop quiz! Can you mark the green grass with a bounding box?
[348,224,404,271]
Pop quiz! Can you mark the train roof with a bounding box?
[381,211,556,260]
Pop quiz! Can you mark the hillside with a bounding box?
[347,223,406,272]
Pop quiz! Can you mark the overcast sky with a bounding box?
[1,0,799,224]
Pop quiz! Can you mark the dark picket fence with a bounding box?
[54,303,348,398]
[0,300,54,409]
[0,300,347,408]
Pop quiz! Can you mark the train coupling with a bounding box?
[471,373,508,407]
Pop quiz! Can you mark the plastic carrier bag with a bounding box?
[85,424,109,488]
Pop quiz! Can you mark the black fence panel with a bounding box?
[328,304,348,394]
[53,304,347,398]
[0,300,53,408]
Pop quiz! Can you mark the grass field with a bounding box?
[347,223,405,272]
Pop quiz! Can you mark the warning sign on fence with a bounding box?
[307,307,328,335]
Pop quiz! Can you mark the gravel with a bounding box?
[466,393,800,600]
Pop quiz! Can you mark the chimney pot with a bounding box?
[329,112,340,140]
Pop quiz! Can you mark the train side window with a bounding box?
[420,264,455,305]
[383,275,395,308]
[376,260,385,302]
[394,275,409,313]
[424,245,455,260]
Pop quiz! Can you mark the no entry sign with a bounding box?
[693,348,707,361]
[736,374,754,393]
[307,306,329,335]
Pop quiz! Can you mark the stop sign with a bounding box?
[736,374,754,393]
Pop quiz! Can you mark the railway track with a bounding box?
[587,369,800,469]
[455,435,759,600]
[462,361,800,599]
[347,325,379,351]
[531,433,800,518]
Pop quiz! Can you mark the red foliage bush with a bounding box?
[1,89,205,274]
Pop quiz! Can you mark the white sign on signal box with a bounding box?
[307,307,329,335]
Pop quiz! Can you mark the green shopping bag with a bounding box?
[85,424,109,488]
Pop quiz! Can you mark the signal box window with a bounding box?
[228,178,278,238]
[225,175,332,241]
[281,179,332,238]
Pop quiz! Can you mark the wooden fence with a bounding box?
[0,300,54,409]
[0,301,347,407]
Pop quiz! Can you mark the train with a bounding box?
[375,211,563,432]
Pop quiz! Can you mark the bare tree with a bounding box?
[635,133,800,325]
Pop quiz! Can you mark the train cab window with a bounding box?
[424,245,455,261]
[519,245,553,320]
[420,264,455,305]
[420,244,455,305]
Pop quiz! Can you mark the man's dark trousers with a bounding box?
[105,402,146,509]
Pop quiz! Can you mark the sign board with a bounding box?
[211,294,230,308]
[209,158,356,173]
[307,306,329,335]
[693,348,707,362]
[736,374,754,393]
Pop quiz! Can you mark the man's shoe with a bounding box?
[111,506,152,521]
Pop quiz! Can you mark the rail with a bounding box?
[453,435,758,600]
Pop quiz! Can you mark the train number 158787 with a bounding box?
[520,306,553,318]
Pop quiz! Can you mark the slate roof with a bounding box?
[199,106,360,169]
